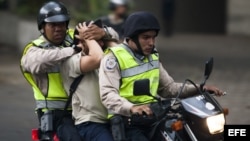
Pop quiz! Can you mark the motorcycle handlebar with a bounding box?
[206,90,227,96]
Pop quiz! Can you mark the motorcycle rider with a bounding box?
[20,1,114,140]
[100,0,130,41]
[98,11,224,141]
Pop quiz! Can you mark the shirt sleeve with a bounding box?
[64,53,82,78]
[158,63,197,98]
[99,53,134,117]
[21,46,75,74]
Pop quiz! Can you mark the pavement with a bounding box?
[0,45,37,140]
[0,34,250,140]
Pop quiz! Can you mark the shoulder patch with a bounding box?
[105,57,117,71]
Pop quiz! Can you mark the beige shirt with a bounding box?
[99,51,197,117]
[60,53,108,125]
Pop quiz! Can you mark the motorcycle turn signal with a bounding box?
[171,120,183,131]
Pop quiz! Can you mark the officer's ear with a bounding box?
[125,37,130,42]
[126,38,133,46]
[40,24,45,34]
[40,29,44,34]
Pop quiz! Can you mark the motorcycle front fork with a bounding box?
[183,123,198,141]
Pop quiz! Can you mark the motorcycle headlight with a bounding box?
[206,113,225,134]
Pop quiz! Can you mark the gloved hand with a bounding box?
[72,27,82,53]
[72,44,82,53]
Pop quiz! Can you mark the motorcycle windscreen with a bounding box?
[181,95,221,118]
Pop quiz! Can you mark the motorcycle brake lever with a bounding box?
[222,91,227,95]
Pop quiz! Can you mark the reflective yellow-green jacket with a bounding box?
[109,45,160,104]
[20,29,74,110]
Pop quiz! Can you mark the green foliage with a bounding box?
[15,0,47,18]
[69,0,110,25]
[12,0,110,22]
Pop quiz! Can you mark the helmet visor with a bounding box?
[44,15,70,23]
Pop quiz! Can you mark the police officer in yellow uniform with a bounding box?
[99,11,224,141]
[20,1,112,141]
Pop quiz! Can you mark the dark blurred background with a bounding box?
[0,0,250,140]
[1,0,250,52]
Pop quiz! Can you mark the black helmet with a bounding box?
[109,0,128,11]
[123,11,160,38]
[37,1,70,30]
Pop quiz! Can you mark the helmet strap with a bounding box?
[131,36,144,56]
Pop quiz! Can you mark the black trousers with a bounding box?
[57,116,82,141]
[125,126,162,141]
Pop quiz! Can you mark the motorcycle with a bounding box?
[132,57,228,141]
[31,110,81,141]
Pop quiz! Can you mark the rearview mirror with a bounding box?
[204,57,214,80]
[133,79,151,96]
[200,57,214,91]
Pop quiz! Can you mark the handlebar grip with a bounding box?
[131,112,148,118]
[222,91,227,95]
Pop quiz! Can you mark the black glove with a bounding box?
[73,28,80,45]
[72,44,82,53]
[72,28,82,53]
